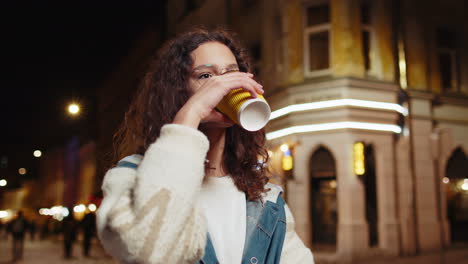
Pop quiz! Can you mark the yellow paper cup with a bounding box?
[216,88,271,131]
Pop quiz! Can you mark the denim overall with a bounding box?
[199,195,286,264]
[117,156,287,264]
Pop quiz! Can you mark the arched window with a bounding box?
[310,146,337,250]
[445,147,468,242]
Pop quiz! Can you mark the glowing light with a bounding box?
[398,38,408,89]
[39,208,51,215]
[280,144,289,152]
[269,99,408,120]
[88,204,97,212]
[0,179,6,186]
[39,206,69,220]
[266,122,401,140]
[68,103,80,115]
[442,177,449,184]
[282,155,293,171]
[62,207,70,217]
[18,168,27,175]
[0,210,8,218]
[330,180,337,189]
[33,150,42,158]
[74,204,86,213]
[462,179,468,191]
[354,142,365,176]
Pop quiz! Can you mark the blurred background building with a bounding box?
[1,0,467,263]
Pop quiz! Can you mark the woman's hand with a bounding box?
[173,72,264,128]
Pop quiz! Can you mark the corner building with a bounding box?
[97,0,468,262]
[260,0,468,262]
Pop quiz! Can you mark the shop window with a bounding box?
[304,3,331,77]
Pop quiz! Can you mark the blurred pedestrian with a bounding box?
[40,218,50,240]
[8,211,28,262]
[81,211,96,257]
[96,28,313,263]
[62,214,78,259]
[29,219,37,240]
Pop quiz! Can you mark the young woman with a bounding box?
[96,28,313,264]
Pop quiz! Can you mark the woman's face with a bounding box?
[189,41,239,127]
[189,41,239,92]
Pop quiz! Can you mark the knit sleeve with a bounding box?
[97,124,209,264]
[280,204,314,264]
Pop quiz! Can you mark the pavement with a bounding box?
[362,247,468,264]
[0,236,117,264]
[314,244,468,264]
[1,235,467,264]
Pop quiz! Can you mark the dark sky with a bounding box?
[0,2,163,182]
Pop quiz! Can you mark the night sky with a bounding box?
[0,2,163,183]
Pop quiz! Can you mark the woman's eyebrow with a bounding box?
[192,64,215,72]
[224,63,239,70]
[192,63,239,73]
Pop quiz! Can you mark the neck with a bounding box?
[202,127,227,177]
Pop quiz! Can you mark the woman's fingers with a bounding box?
[181,72,264,124]
[216,73,264,97]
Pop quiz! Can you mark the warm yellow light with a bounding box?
[330,180,337,189]
[33,150,42,158]
[68,103,80,115]
[88,204,97,212]
[0,179,7,187]
[18,168,27,175]
[398,38,408,89]
[354,142,365,176]
[280,144,289,152]
[282,155,293,171]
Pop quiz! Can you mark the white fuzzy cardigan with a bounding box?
[97,124,314,263]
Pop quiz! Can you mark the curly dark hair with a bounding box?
[113,27,269,201]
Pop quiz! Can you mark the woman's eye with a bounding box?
[198,73,213,79]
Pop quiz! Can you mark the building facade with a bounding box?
[94,0,468,262]
[260,0,468,262]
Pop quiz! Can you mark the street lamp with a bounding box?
[67,103,80,116]
[33,150,42,158]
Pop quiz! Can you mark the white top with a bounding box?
[200,175,246,264]
[97,124,313,263]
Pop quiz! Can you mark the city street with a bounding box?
[314,244,468,264]
[0,237,116,264]
[1,235,467,264]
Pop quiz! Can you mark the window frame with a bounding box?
[303,2,332,78]
[437,46,459,93]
